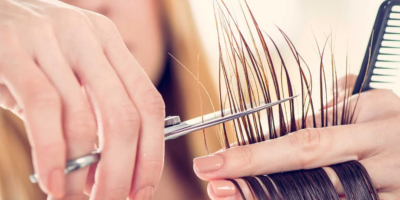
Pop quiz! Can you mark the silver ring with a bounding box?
[29,151,100,183]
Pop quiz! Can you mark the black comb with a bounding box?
[353,0,400,96]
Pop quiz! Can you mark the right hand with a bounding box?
[0,0,165,199]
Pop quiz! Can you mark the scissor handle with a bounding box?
[30,117,181,183]
[29,151,100,183]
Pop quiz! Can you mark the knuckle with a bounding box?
[54,7,90,26]
[232,146,254,170]
[84,11,118,41]
[58,7,84,19]
[138,154,163,174]
[93,13,114,27]
[104,105,141,137]
[141,88,165,116]
[291,128,322,152]
[65,110,97,143]
[87,11,116,29]
[289,128,326,169]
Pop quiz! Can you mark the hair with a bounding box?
[0,0,220,199]
[211,0,378,199]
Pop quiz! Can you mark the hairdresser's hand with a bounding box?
[193,89,400,200]
[325,74,358,108]
[0,0,165,199]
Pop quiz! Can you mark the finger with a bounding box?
[332,74,357,94]
[84,163,97,196]
[206,169,345,200]
[379,192,400,200]
[360,152,400,193]
[323,90,346,109]
[207,170,345,200]
[208,179,253,200]
[32,31,97,199]
[324,74,357,109]
[86,13,165,199]
[0,43,65,197]
[207,177,342,200]
[323,167,345,196]
[0,84,22,117]
[303,89,400,128]
[57,16,139,198]
[193,116,399,181]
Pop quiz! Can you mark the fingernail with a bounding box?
[193,155,224,173]
[48,168,65,198]
[211,180,236,197]
[133,186,154,200]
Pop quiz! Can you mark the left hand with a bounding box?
[193,89,400,200]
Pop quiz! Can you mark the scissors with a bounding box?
[29,95,297,183]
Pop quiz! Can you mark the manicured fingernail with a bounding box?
[193,155,224,173]
[133,186,154,200]
[211,180,236,196]
[49,168,65,198]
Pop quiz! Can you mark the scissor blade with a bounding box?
[182,101,266,126]
[164,95,298,140]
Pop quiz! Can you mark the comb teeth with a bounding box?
[392,5,400,12]
[390,13,400,19]
[383,34,400,40]
[362,4,400,96]
[385,27,400,33]
[379,47,400,54]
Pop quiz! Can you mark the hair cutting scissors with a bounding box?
[29,95,298,183]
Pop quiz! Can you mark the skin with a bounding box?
[0,0,165,199]
[194,75,400,200]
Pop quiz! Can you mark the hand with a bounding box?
[325,74,357,108]
[0,0,165,199]
[193,89,400,200]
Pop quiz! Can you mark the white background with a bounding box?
[188,0,386,87]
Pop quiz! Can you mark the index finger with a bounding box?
[193,116,395,181]
[86,13,165,199]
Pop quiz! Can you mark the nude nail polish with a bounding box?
[193,155,224,173]
[211,180,236,196]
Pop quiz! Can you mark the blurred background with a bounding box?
[189,0,386,90]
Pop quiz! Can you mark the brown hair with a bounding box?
[213,0,378,199]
